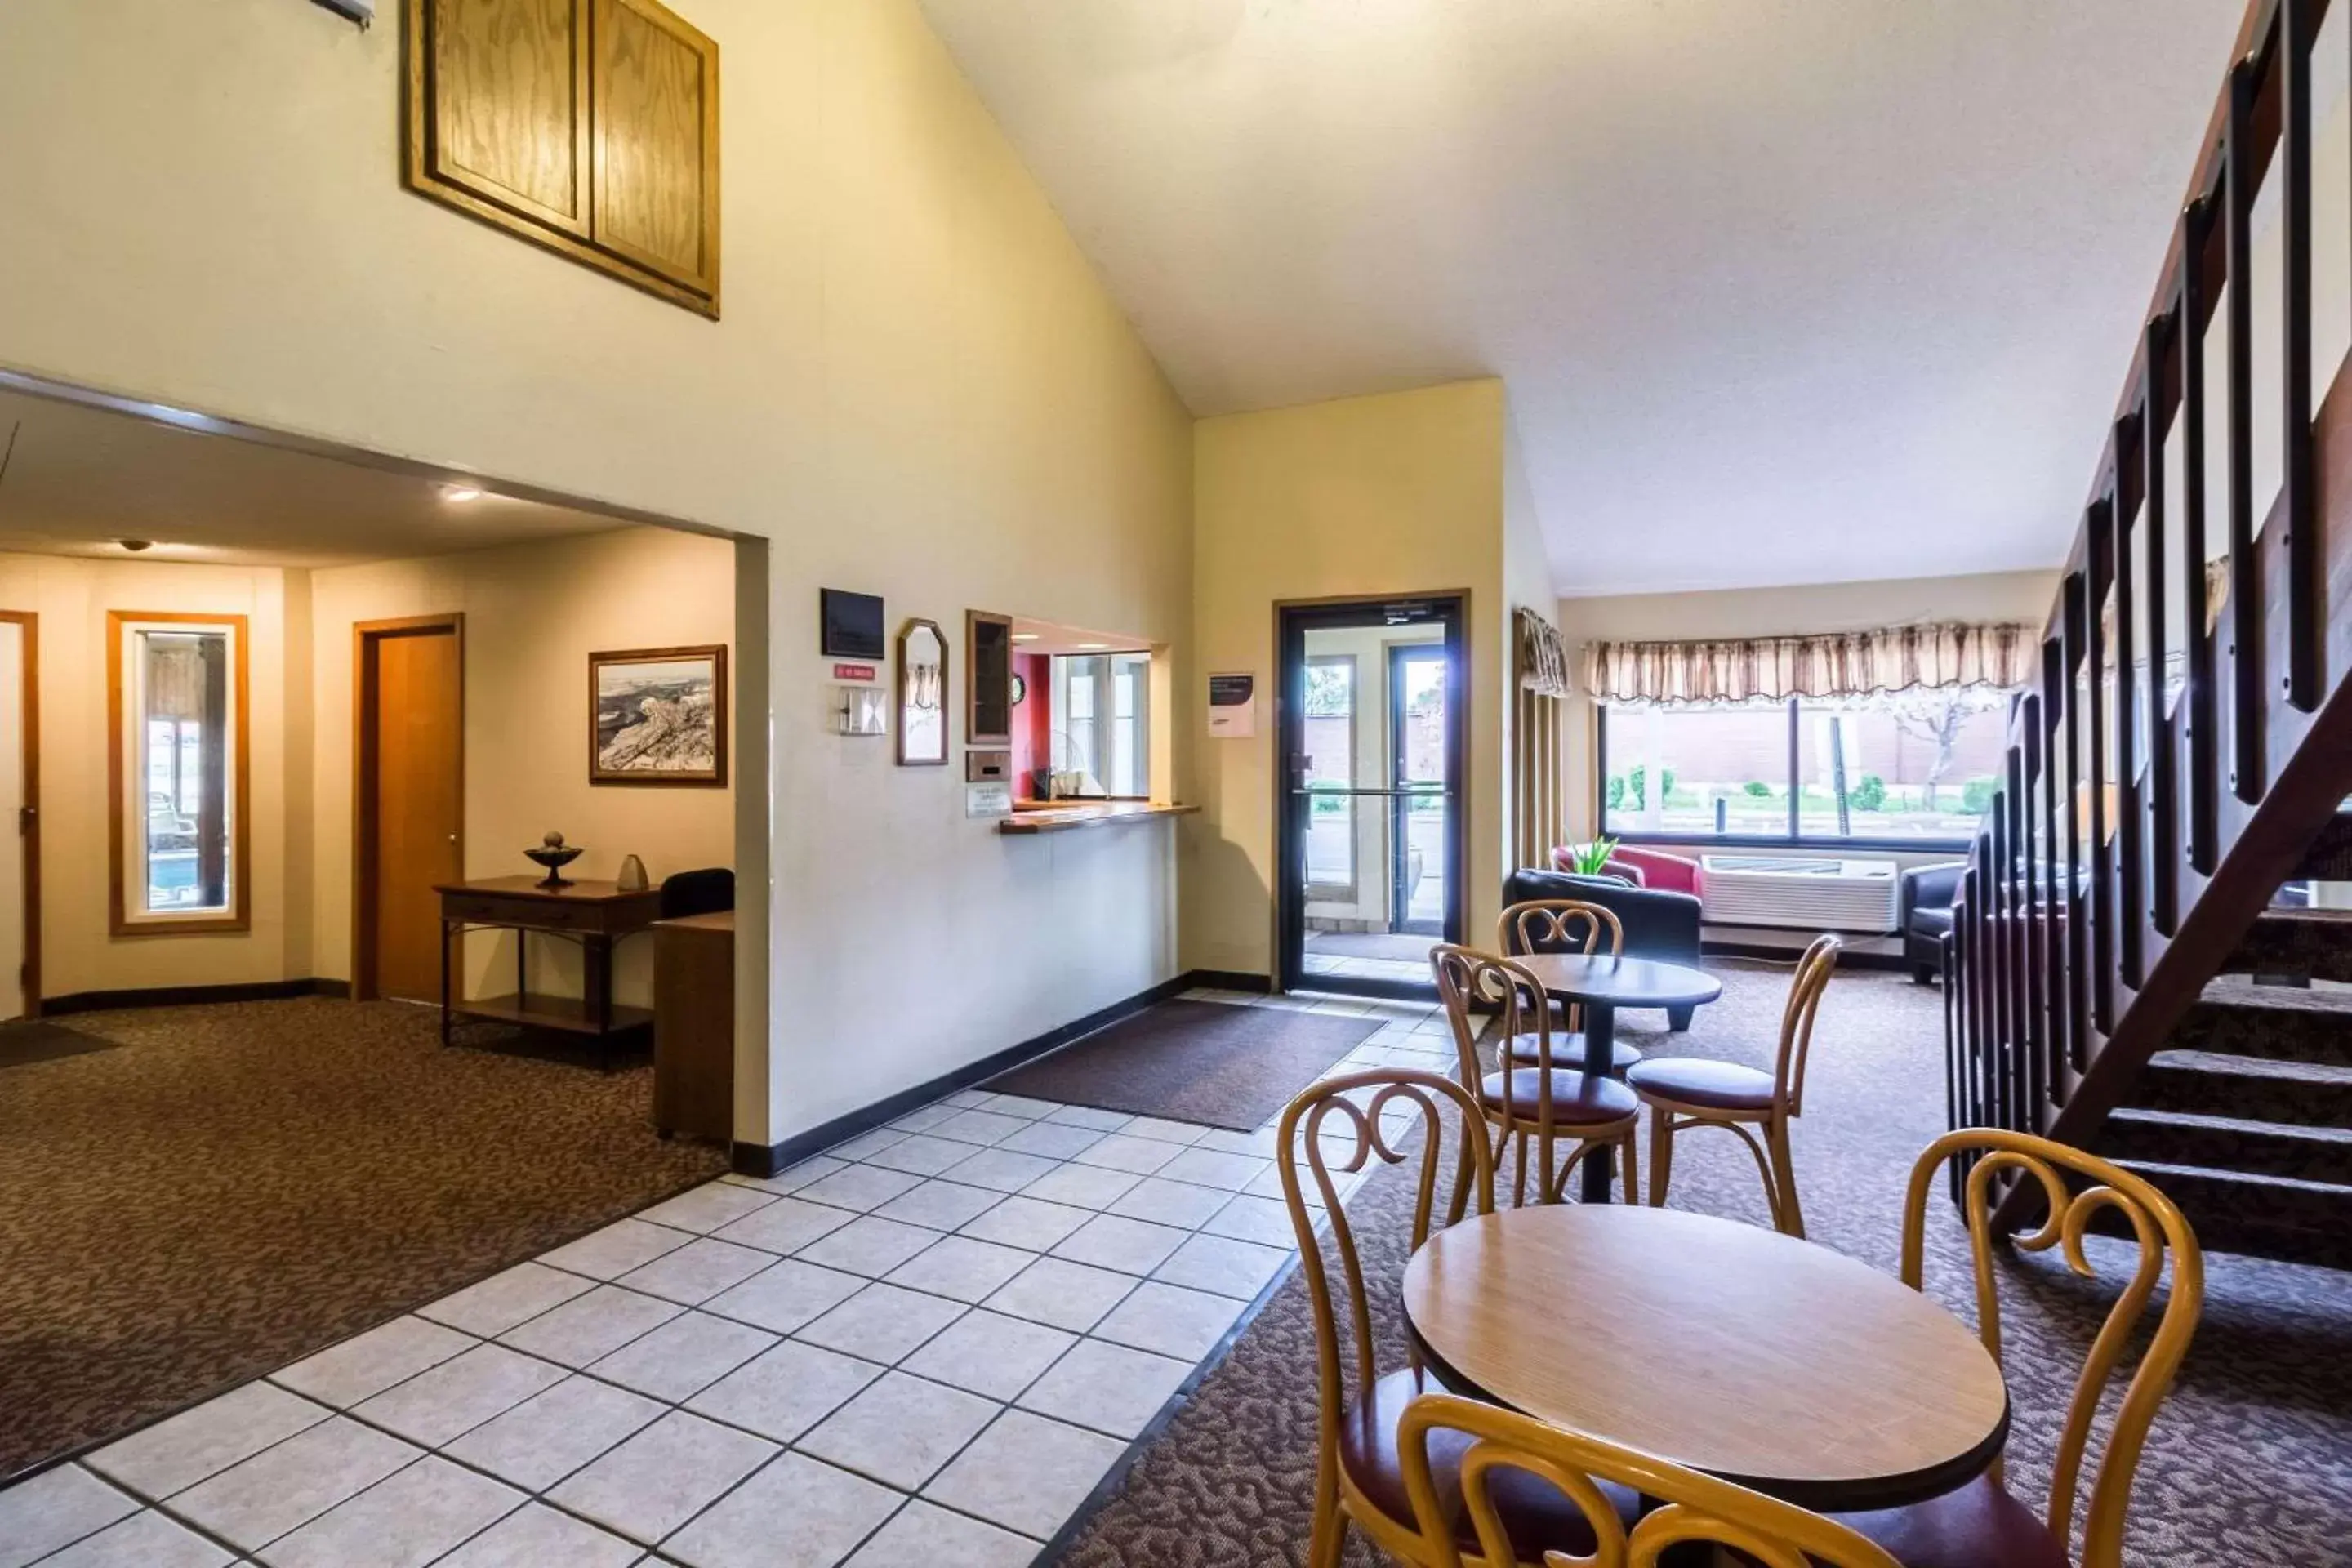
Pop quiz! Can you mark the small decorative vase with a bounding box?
[616,854,649,893]
[525,831,585,889]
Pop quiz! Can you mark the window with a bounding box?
[109,613,247,933]
[1049,650,1152,797]
[1303,655,1356,895]
[1600,690,2011,848]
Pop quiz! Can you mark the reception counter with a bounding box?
[997,801,1200,835]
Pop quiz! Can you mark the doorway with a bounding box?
[354,616,463,1003]
[0,611,35,1020]
[1278,595,1466,1000]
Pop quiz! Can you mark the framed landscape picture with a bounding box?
[590,645,728,786]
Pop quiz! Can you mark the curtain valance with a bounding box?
[1581,620,2034,707]
[1516,607,1570,698]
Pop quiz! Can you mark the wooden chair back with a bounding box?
[1496,900,1622,1035]
[1902,1129,2205,1568]
[1276,1068,1496,1469]
[1396,1392,1903,1568]
[1431,942,1545,1085]
[1771,933,1841,1114]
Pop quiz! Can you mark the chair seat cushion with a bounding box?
[1480,1068,1640,1125]
[1506,1033,1644,1072]
[1340,1367,1638,1556]
[1908,906,1956,939]
[1827,1473,2067,1568]
[1626,1057,1776,1112]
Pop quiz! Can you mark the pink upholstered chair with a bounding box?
[1550,844,1705,899]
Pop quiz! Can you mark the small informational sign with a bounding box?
[966,781,1013,818]
[1208,672,1257,739]
[832,662,878,683]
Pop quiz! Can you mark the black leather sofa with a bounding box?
[1901,862,1964,984]
[1502,867,1703,1031]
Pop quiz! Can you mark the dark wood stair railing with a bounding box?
[1946,0,2352,1242]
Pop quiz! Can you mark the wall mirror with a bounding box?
[968,610,1013,746]
[898,618,949,765]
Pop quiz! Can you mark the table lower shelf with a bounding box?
[451,993,654,1039]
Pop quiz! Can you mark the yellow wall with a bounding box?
[311,528,737,1009]
[1187,381,1507,977]
[0,0,1194,1145]
[0,553,311,996]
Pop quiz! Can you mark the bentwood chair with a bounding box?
[1278,1069,1641,1568]
[1627,933,1838,1236]
[1827,1129,2206,1568]
[1493,900,1642,1075]
[1432,944,1642,1209]
[1395,1392,1902,1568]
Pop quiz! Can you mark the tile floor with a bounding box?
[0,987,1455,1568]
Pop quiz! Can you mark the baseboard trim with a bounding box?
[42,978,349,1015]
[732,969,1211,1178]
[1700,938,1907,973]
[1186,969,1272,995]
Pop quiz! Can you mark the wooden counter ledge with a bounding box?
[997,802,1200,835]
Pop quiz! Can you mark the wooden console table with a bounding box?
[436,876,663,1063]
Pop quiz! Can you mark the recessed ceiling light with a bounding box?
[442,485,484,504]
[1076,642,1108,649]
[1011,633,1041,643]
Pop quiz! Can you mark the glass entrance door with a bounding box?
[1278,596,1465,1000]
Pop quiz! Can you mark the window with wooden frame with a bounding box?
[109,613,249,935]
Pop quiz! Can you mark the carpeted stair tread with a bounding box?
[2099,1109,2352,1187]
[2226,907,2352,985]
[2291,813,2352,882]
[2134,1052,2352,1128]
[2106,1160,2352,1268]
[2176,980,2352,1071]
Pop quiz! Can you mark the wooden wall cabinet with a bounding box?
[404,0,721,318]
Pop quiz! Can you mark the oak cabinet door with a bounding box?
[590,0,719,299]
[423,0,591,237]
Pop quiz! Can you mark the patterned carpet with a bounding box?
[0,998,724,1482]
[1052,962,2352,1567]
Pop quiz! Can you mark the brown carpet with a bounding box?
[0,1019,118,1070]
[988,1000,1382,1132]
[0,997,724,1482]
[1052,963,2352,1568]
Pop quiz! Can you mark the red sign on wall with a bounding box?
[832,662,879,682]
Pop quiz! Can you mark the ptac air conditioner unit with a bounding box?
[1699,856,1901,934]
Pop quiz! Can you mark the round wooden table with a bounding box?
[1514,952,1722,1200]
[1402,1205,2009,1511]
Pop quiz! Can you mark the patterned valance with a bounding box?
[1516,607,1570,699]
[1582,620,2034,707]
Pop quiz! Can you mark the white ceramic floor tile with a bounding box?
[899,1310,1076,1402]
[702,1258,866,1334]
[883,1236,1035,1303]
[842,1499,1037,1568]
[795,1165,926,1214]
[662,1453,899,1568]
[495,1285,681,1370]
[1106,1177,1232,1229]
[796,1215,944,1277]
[351,1346,568,1448]
[442,1375,666,1492]
[942,1089,996,1109]
[33,1508,229,1568]
[872,1180,1004,1232]
[1118,1116,1214,1147]
[928,1109,1030,1147]
[261,1455,521,1568]
[990,1121,1105,1161]
[957,1194,1094,1251]
[887,1104,959,1134]
[1042,1105,1133,1133]
[797,1372,1000,1490]
[982,1257,1137,1334]
[1067,1134,1181,1176]
[87,1383,332,1499]
[1191,1127,1279,1158]
[589,1310,777,1403]
[709,1196,855,1255]
[1154,1147,1275,1192]
[431,1501,641,1568]
[417,1263,595,1339]
[684,1340,882,1444]
[1200,1194,1302,1249]
[826,1127,909,1162]
[861,1134,976,1176]
[546,1412,776,1546]
[270,1318,474,1410]
[615,1237,776,1306]
[973,1094,1058,1120]
[166,1417,420,1551]
[1050,1214,1188,1275]
[1016,1338,1191,1438]
[922,1410,1125,1540]
[720,1155,845,1196]
[634,1183,777,1236]
[537,1218,694,1281]
[0,1465,136,1568]
[795,1282,965,1364]
[935,1147,1062,1194]
[1090,1281,1249,1361]
[1018,1163,1142,1210]
[1153,1233,1290,1299]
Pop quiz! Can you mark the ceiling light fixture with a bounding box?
[1076,642,1108,649]
[443,485,484,504]
[118,539,154,552]
[1011,633,1041,643]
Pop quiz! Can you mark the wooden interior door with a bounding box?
[0,616,27,1021]
[360,620,464,1003]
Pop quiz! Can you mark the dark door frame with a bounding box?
[1,610,38,1018]
[1275,591,1469,1000]
[1388,640,1448,938]
[352,612,466,1002]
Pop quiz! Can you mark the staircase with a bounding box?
[1943,0,2352,1262]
